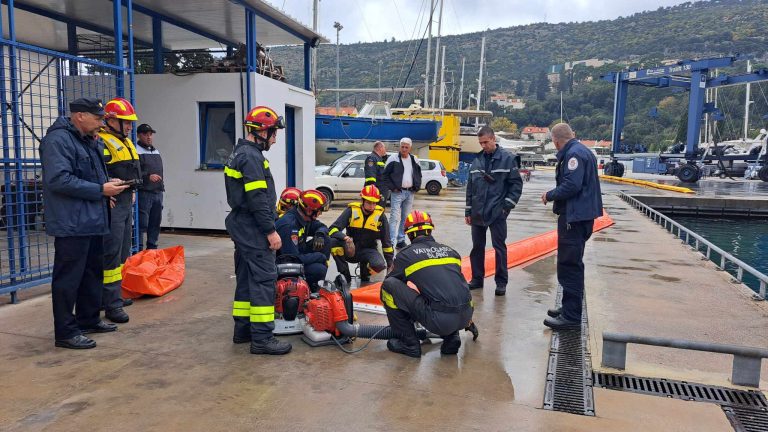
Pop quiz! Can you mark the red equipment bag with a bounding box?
[121,246,186,299]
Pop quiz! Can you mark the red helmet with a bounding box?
[244,106,285,132]
[104,97,138,121]
[404,210,434,235]
[278,187,302,214]
[299,189,327,217]
[360,185,381,203]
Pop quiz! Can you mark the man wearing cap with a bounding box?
[39,98,129,349]
[383,137,422,249]
[136,123,164,250]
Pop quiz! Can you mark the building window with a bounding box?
[199,102,236,169]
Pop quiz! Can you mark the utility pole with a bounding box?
[431,0,444,109]
[458,56,465,110]
[334,21,343,115]
[424,0,434,108]
[744,59,752,141]
[312,0,319,92]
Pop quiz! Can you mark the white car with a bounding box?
[314,156,448,204]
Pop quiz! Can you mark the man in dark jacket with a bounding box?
[465,126,523,296]
[381,210,474,358]
[383,137,421,249]
[364,141,389,204]
[328,185,394,284]
[40,97,129,349]
[136,123,164,250]
[225,105,290,355]
[275,189,330,290]
[541,123,603,331]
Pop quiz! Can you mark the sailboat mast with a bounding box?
[312,0,319,92]
[439,46,446,109]
[424,0,434,108]
[744,60,752,141]
[475,36,486,126]
[431,0,444,109]
[458,56,465,110]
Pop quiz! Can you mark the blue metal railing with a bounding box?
[619,191,768,299]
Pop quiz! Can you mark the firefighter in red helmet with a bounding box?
[274,189,331,291]
[328,185,394,285]
[224,105,291,355]
[277,187,302,217]
[99,97,142,324]
[381,210,475,358]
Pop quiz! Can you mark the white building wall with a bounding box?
[134,72,316,230]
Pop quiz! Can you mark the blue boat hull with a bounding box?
[315,115,440,141]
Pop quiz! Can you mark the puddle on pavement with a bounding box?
[650,273,681,282]
[599,264,651,272]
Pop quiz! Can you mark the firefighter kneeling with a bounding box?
[381,210,474,358]
[328,185,393,284]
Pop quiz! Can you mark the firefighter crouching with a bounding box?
[381,210,474,358]
[328,185,393,284]
[277,187,301,217]
[224,105,291,355]
[99,97,142,324]
[274,189,331,290]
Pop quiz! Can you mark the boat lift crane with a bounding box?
[601,56,768,183]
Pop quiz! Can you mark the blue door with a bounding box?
[285,106,296,187]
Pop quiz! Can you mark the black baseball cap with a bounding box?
[137,124,156,134]
[69,97,105,116]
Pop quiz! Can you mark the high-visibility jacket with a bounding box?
[364,152,386,186]
[98,130,141,184]
[328,202,394,264]
[387,235,471,308]
[224,138,277,235]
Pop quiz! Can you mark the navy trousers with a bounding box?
[52,236,103,340]
[469,217,508,287]
[557,215,594,322]
[138,191,163,250]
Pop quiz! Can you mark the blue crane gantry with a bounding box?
[600,56,768,182]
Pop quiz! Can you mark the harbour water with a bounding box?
[673,216,768,293]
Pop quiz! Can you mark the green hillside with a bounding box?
[271,0,768,148]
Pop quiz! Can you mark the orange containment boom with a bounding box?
[351,211,614,313]
[121,245,186,299]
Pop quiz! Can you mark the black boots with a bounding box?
[547,308,562,318]
[250,336,292,355]
[55,335,96,349]
[387,338,421,358]
[105,307,129,323]
[440,332,461,355]
[80,321,117,334]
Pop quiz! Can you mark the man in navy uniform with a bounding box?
[541,123,603,331]
[40,97,128,349]
[364,141,389,204]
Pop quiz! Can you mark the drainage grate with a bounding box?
[594,372,768,432]
[543,288,595,416]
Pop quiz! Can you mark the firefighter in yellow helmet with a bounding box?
[381,210,475,358]
[328,185,393,285]
[224,105,291,355]
[99,97,142,324]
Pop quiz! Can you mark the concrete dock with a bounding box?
[0,171,765,431]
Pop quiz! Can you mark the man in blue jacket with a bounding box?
[541,123,603,331]
[465,126,524,296]
[39,98,129,349]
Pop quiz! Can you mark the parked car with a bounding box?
[315,150,395,175]
[314,157,448,204]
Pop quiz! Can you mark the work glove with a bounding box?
[312,232,327,251]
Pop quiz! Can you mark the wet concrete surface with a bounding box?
[0,170,760,431]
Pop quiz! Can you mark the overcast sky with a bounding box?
[276,0,691,44]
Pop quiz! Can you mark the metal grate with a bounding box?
[594,372,768,432]
[723,405,768,432]
[543,288,595,416]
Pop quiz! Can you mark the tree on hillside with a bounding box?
[536,71,549,101]
[490,117,518,134]
[515,80,526,97]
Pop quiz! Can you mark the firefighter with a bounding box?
[364,141,389,204]
[381,210,474,358]
[277,187,301,217]
[328,185,393,284]
[225,105,291,355]
[99,97,142,324]
[274,189,331,290]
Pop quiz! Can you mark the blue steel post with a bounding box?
[304,42,311,91]
[0,3,18,301]
[152,16,163,73]
[610,74,628,156]
[126,0,139,254]
[67,23,78,76]
[685,70,707,160]
[113,0,124,96]
[244,10,256,111]
[55,59,65,117]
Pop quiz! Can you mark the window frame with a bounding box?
[198,102,236,170]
